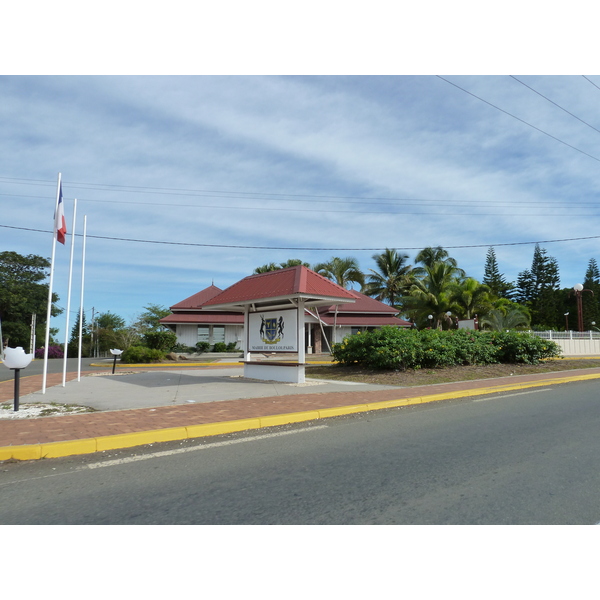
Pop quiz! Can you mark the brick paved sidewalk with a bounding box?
[3,367,600,449]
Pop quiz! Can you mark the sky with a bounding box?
[3,6,600,347]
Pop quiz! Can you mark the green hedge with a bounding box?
[121,346,166,364]
[331,327,561,370]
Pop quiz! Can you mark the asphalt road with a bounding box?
[0,357,106,383]
[1,378,599,524]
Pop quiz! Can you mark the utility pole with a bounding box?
[90,307,96,358]
[30,314,37,354]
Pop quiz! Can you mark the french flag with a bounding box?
[54,182,67,244]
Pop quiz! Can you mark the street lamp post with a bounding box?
[428,314,433,329]
[572,284,594,332]
[2,346,33,411]
[564,312,569,331]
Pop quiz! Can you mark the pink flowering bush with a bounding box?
[34,345,64,359]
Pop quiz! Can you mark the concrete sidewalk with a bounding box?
[3,364,600,461]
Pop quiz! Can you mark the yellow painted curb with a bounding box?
[41,438,98,459]
[3,371,600,461]
[259,411,322,428]
[185,418,262,439]
[96,427,189,452]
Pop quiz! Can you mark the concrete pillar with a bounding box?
[244,305,251,361]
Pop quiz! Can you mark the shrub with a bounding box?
[331,326,561,370]
[171,343,197,353]
[121,346,165,364]
[142,330,178,351]
[196,341,210,353]
[486,330,561,364]
[226,342,239,351]
[35,345,64,359]
[212,342,228,352]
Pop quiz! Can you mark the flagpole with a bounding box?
[42,173,62,394]
[78,215,87,382]
[62,198,77,387]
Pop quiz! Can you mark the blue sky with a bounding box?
[2,4,600,344]
[3,74,600,341]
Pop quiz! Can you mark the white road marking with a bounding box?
[473,388,551,402]
[86,425,330,469]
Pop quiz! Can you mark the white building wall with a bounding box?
[174,324,245,350]
[225,326,244,350]
[175,325,198,347]
[336,326,353,344]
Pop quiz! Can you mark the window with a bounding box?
[198,325,225,346]
[213,326,225,344]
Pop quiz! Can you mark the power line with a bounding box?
[3,191,600,216]
[510,75,600,136]
[3,175,599,210]
[2,222,600,252]
[437,75,600,164]
[582,75,600,91]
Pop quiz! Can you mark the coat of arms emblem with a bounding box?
[260,315,284,344]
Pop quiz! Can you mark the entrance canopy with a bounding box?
[202,265,357,312]
[203,266,356,383]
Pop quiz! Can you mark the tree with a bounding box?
[516,245,560,328]
[67,311,91,357]
[449,277,492,320]
[95,311,129,353]
[279,259,310,269]
[413,246,464,277]
[515,269,535,304]
[253,259,310,274]
[253,262,280,274]
[480,306,531,331]
[134,303,171,333]
[582,258,600,329]
[363,249,413,307]
[313,256,365,289]
[404,261,465,328]
[483,247,515,299]
[0,251,62,348]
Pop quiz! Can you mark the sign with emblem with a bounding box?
[248,309,298,352]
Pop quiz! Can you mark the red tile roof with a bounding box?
[169,284,223,311]
[203,266,356,309]
[319,290,400,315]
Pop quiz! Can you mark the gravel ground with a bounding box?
[0,402,94,419]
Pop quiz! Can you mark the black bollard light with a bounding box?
[2,347,33,411]
[110,349,123,374]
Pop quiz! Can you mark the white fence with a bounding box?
[531,331,600,355]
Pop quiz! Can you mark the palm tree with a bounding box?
[279,259,310,269]
[413,246,465,278]
[404,261,464,328]
[253,259,310,274]
[480,307,530,331]
[313,256,365,289]
[449,278,492,320]
[363,248,414,307]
